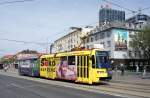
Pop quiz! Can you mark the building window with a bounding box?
[129,34,134,38]
[70,39,72,43]
[134,51,137,58]
[87,38,89,43]
[128,51,132,57]
[107,41,111,47]
[103,42,105,48]
[87,45,89,49]
[100,42,105,48]
[100,32,105,39]
[138,51,141,58]
[95,34,97,41]
[106,31,111,37]
[91,37,93,42]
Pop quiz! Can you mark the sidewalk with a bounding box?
[0,68,18,76]
[111,70,150,85]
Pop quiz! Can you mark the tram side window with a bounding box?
[60,56,68,66]
[68,56,75,65]
[30,59,37,67]
[92,55,95,68]
[61,56,67,61]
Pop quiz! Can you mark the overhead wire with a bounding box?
[0,38,50,46]
[0,0,34,5]
[141,6,150,11]
[102,0,135,13]
[102,0,150,16]
[0,0,149,48]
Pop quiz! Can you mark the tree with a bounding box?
[131,26,150,60]
[19,49,38,54]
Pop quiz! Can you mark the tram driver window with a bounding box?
[68,56,75,65]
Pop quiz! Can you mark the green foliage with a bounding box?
[19,49,38,54]
[0,56,16,64]
[131,26,150,59]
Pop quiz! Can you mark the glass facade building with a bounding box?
[99,8,125,24]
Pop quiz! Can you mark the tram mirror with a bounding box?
[90,56,92,60]
[92,64,96,68]
[90,55,94,60]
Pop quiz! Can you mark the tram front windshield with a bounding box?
[96,51,110,68]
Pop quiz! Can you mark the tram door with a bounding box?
[47,58,59,79]
[77,55,89,83]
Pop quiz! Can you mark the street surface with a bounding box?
[0,74,123,98]
[0,69,150,98]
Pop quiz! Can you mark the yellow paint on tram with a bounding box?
[40,49,111,84]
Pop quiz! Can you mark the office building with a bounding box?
[99,8,125,25]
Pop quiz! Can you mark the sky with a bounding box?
[0,0,150,57]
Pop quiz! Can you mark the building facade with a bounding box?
[52,27,93,53]
[126,14,150,29]
[51,11,150,71]
[99,8,125,24]
[83,21,149,70]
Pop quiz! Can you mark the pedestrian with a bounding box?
[3,64,8,72]
[143,65,147,77]
[111,60,114,70]
[120,63,125,76]
[136,64,139,74]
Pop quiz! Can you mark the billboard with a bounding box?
[113,29,128,50]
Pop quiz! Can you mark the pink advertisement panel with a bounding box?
[56,58,77,80]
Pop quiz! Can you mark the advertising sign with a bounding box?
[56,57,77,80]
[113,29,128,50]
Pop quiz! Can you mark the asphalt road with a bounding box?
[0,74,124,98]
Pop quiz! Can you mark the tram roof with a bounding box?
[41,48,104,58]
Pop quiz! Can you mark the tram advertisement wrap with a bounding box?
[56,59,77,80]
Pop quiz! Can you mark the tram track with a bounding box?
[101,84,150,93]
[72,83,150,98]
[94,81,150,98]
[110,80,150,87]
[101,81,150,91]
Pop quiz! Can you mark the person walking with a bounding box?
[136,64,139,74]
[3,64,8,72]
[120,63,125,76]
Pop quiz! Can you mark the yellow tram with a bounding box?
[40,48,112,84]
